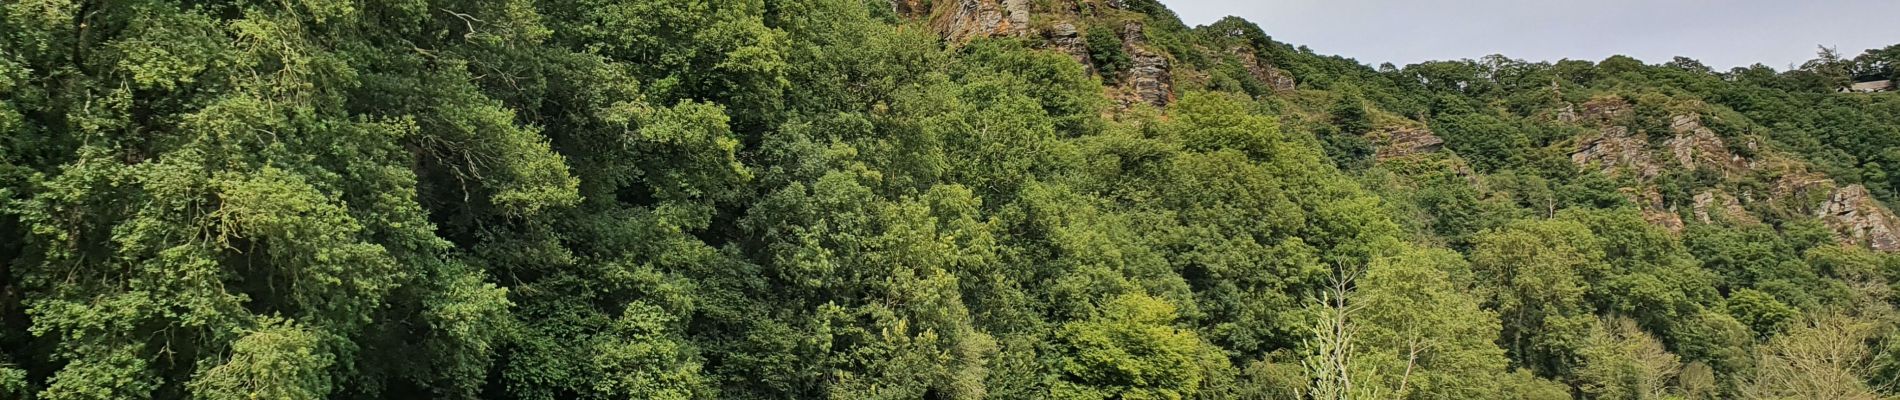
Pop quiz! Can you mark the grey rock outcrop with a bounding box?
[1233,48,1295,92]
[1045,23,1092,71]
[1817,184,1900,251]
[1119,21,1172,107]
[1576,97,1632,124]
[1373,127,1444,160]
[1692,190,1756,225]
[1571,126,1661,179]
[1664,114,1745,174]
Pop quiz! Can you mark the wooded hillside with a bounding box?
[5,0,1900,398]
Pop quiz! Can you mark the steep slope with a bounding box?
[4,0,1900,399]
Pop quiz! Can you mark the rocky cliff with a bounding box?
[1819,184,1900,251]
[890,0,1301,109]
[890,0,1900,253]
[910,0,1032,42]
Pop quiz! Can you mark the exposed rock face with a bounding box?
[1817,184,1900,251]
[1847,80,1896,93]
[1693,190,1757,225]
[891,0,926,16]
[1004,0,1030,30]
[1119,21,1172,107]
[1577,97,1632,124]
[1664,114,1745,174]
[1234,48,1295,92]
[1556,103,1581,124]
[1645,208,1686,234]
[1372,126,1444,160]
[1571,126,1661,179]
[1125,49,1172,107]
[928,0,1031,42]
[1045,23,1091,71]
[1771,170,1833,205]
[1636,186,1685,233]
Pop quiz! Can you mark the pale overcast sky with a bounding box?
[1163,0,1900,70]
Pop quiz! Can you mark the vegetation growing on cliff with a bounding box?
[5,0,1900,399]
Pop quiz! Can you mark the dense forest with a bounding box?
[6,0,1900,399]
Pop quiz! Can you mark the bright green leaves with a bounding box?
[1161,92,1291,160]
[590,302,709,400]
[284,0,357,25]
[16,0,1897,398]
[413,259,513,396]
[226,8,357,105]
[941,79,1066,200]
[1050,293,1221,400]
[549,0,787,122]
[1084,24,1131,85]
[1354,246,1510,399]
[741,173,1001,399]
[3,0,82,61]
[1470,219,1607,375]
[621,101,751,204]
[1726,289,1798,338]
[0,361,23,399]
[1573,317,1681,400]
[1155,150,1315,353]
[217,167,400,323]
[408,71,580,215]
[189,321,334,400]
[1431,113,1532,172]
[109,5,226,91]
[38,339,157,400]
[2,0,580,397]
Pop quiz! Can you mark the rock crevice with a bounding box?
[1118,21,1173,107]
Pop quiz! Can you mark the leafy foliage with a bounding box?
[3,0,1900,399]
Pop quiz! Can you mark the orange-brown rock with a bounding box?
[926,0,1032,42]
[1645,208,1686,234]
